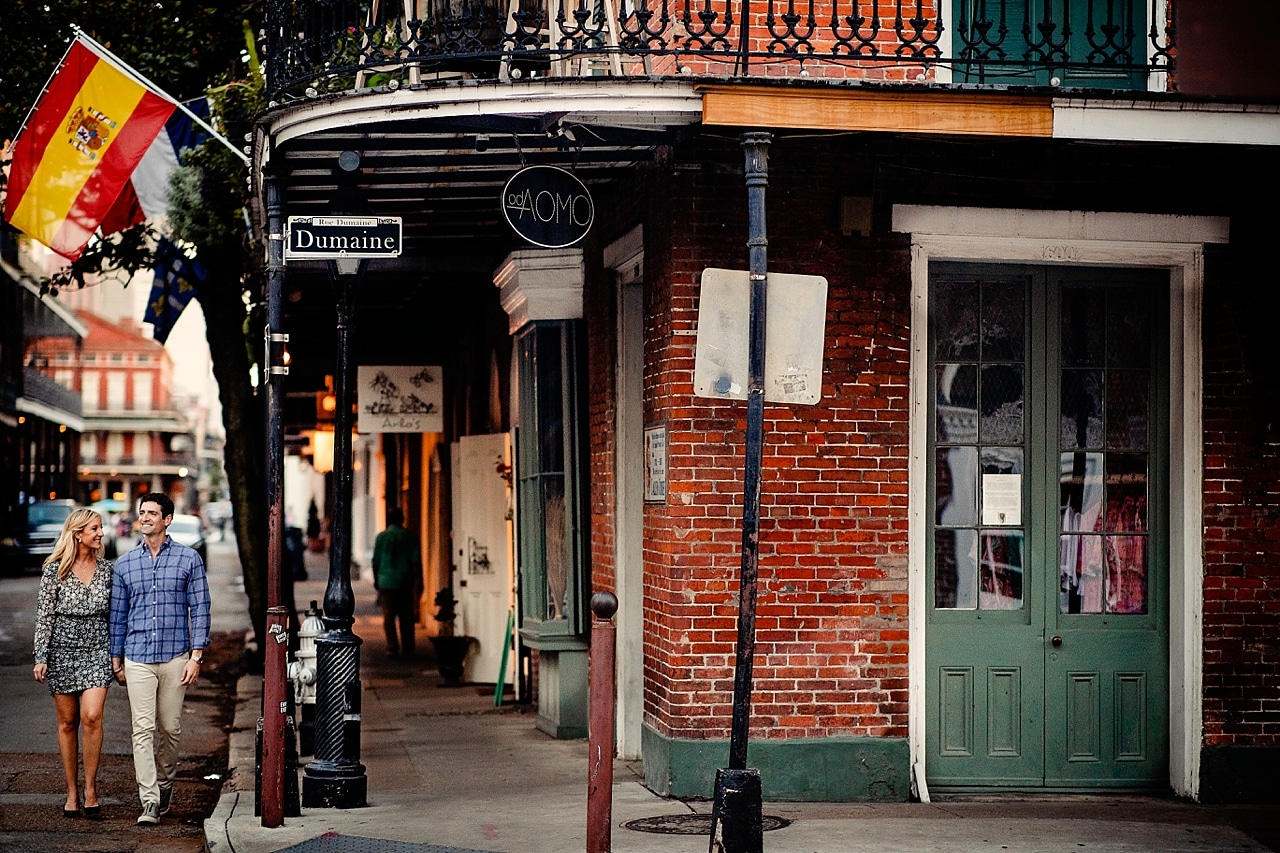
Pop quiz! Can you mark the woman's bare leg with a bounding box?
[53,693,81,811]
[79,688,107,808]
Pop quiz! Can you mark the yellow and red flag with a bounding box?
[3,37,176,260]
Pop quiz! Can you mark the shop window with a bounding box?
[514,320,587,641]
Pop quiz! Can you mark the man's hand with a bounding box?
[113,658,126,685]
[180,658,201,686]
[33,663,47,683]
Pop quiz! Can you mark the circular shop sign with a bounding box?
[501,165,594,249]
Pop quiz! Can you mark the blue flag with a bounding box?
[144,237,205,344]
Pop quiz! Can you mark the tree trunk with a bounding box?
[197,267,268,663]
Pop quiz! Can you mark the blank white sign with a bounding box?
[693,268,828,405]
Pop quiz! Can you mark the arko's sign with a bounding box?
[284,216,403,260]
[501,166,594,249]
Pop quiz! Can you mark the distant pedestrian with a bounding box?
[32,508,114,820]
[109,492,211,826]
[371,507,422,658]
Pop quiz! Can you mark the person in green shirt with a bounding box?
[371,507,422,658]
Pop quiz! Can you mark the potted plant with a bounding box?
[428,587,475,687]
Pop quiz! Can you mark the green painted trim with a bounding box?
[518,627,589,652]
[642,725,910,802]
[535,648,589,740]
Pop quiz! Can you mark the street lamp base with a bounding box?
[709,767,762,853]
[302,760,368,809]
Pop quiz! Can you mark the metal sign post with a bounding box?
[709,131,772,853]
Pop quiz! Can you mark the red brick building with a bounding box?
[257,0,1278,805]
[35,311,198,510]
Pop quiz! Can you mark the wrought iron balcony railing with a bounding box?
[263,0,1176,102]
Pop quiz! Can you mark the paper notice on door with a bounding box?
[982,474,1022,526]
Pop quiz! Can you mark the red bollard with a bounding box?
[587,592,619,853]
[262,606,290,827]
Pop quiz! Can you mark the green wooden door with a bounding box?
[925,264,1169,791]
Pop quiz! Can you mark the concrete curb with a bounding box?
[204,673,263,852]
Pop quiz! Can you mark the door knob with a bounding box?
[1051,636,1062,647]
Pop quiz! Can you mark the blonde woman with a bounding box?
[32,508,114,819]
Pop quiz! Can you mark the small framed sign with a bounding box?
[644,423,668,503]
[357,365,443,433]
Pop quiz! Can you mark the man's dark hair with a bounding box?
[138,491,175,520]
[386,507,404,527]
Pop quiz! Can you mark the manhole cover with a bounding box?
[623,814,792,835]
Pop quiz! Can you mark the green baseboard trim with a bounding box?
[536,717,588,740]
[642,725,910,802]
[1199,745,1280,804]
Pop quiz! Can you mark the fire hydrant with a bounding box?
[288,600,324,756]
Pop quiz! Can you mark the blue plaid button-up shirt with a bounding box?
[109,536,211,663]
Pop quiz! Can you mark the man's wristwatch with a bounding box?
[191,652,203,664]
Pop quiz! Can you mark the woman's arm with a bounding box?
[32,563,58,680]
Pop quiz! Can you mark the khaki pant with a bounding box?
[123,654,188,806]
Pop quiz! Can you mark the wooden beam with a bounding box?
[700,86,1054,138]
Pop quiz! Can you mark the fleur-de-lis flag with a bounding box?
[143,237,205,344]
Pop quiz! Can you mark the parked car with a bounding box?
[167,513,208,564]
[8,500,79,571]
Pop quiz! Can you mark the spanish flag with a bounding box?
[3,37,176,261]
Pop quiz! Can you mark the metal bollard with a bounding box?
[261,606,290,827]
[587,591,619,853]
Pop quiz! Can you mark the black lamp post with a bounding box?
[302,151,368,809]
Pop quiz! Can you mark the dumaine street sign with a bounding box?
[501,166,594,249]
[284,216,403,261]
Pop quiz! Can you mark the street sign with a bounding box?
[501,166,594,249]
[284,216,403,261]
[693,268,829,406]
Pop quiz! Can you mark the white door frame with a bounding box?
[892,205,1229,801]
[605,225,645,759]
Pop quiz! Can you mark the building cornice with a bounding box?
[260,78,704,164]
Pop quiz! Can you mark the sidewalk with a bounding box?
[205,552,1279,853]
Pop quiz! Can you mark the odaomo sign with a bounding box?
[501,166,594,249]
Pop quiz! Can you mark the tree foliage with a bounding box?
[2,0,272,658]
[1,0,258,140]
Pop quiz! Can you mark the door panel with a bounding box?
[452,433,516,685]
[926,264,1168,791]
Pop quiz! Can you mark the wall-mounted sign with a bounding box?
[693,268,829,406]
[284,216,403,261]
[357,365,443,433]
[644,423,668,503]
[501,165,594,249]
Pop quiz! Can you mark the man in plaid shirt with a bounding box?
[109,492,211,826]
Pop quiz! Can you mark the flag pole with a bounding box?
[70,26,250,165]
[9,39,77,150]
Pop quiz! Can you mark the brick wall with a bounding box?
[1200,225,1280,750]
[610,136,914,742]
[582,130,1279,763]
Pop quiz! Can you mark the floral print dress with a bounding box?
[33,558,114,695]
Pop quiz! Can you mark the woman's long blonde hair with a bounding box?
[46,509,105,581]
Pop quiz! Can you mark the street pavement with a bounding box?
[208,548,1280,853]
[0,530,250,851]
